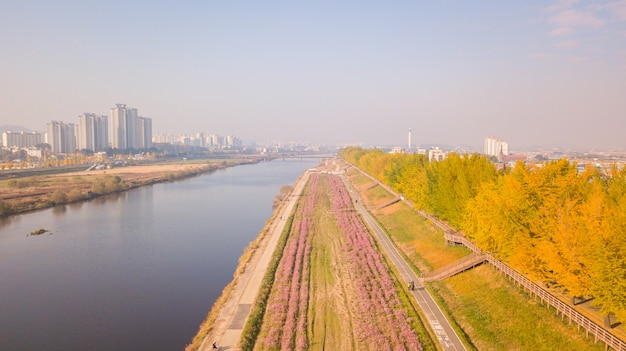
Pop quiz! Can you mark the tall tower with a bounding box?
[46,121,76,153]
[126,107,138,149]
[408,128,412,150]
[94,115,109,151]
[77,113,95,151]
[111,104,127,149]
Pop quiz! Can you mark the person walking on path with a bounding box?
[212,341,218,350]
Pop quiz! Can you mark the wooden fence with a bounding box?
[443,232,626,351]
[348,163,625,350]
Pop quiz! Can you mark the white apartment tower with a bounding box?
[484,136,509,161]
[208,134,221,149]
[139,117,152,149]
[77,113,95,151]
[111,104,128,149]
[77,113,109,152]
[46,121,76,153]
[126,107,139,149]
[94,115,109,151]
[111,104,151,150]
[2,131,43,148]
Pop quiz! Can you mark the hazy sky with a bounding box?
[1,1,625,149]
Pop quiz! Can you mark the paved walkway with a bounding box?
[342,175,468,351]
[199,171,310,351]
[200,163,465,351]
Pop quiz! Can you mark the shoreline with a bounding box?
[186,169,311,351]
[0,158,259,218]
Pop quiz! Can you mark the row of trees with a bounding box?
[340,147,626,323]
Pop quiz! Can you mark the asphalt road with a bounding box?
[341,175,468,351]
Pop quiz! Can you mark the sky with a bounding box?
[1,1,625,150]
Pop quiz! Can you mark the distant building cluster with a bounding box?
[153,132,242,150]
[1,104,154,155]
[41,104,152,153]
[1,104,251,158]
[389,128,451,162]
[484,136,509,161]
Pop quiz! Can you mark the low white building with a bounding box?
[428,147,447,162]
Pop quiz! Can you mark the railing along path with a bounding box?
[347,163,625,351]
[444,232,626,351]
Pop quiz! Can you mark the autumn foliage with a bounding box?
[340,147,626,323]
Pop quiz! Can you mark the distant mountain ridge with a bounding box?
[0,125,35,134]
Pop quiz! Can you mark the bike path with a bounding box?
[342,175,467,351]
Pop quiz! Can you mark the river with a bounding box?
[0,158,321,351]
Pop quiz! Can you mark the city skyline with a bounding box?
[1,1,625,150]
[0,101,246,152]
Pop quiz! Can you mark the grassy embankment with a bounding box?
[0,159,255,217]
[345,167,607,351]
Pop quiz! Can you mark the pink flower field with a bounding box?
[255,173,423,351]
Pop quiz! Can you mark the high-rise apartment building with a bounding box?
[77,113,94,151]
[46,121,76,153]
[77,113,109,152]
[139,117,152,149]
[484,136,509,161]
[126,107,139,149]
[225,135,242,149]
[111,104,128,149]
[2,131,43,148]
[94,115,109,151]
[208,134,222,148]
[111,104,152,150]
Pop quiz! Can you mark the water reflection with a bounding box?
[52,204,67,216]
[0,213,20,228]
[68,202,84,210]
[0,158,320,351]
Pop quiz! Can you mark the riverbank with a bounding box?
[191,158,620,351]
[187,158,434,351]
[186,167,312,351]
[0,158,258,217]
[186,160,345,351]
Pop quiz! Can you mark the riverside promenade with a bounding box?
[199,170,311,351]
[341,175,468,351]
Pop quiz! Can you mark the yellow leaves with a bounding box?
[428,152,497,228]
[340,147,626,320]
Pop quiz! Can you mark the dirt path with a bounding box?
[198,170,312,351]
[308,181,355,350]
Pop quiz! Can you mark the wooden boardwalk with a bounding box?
[421,253,487,282]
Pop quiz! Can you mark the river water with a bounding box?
[0,158,321,351]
